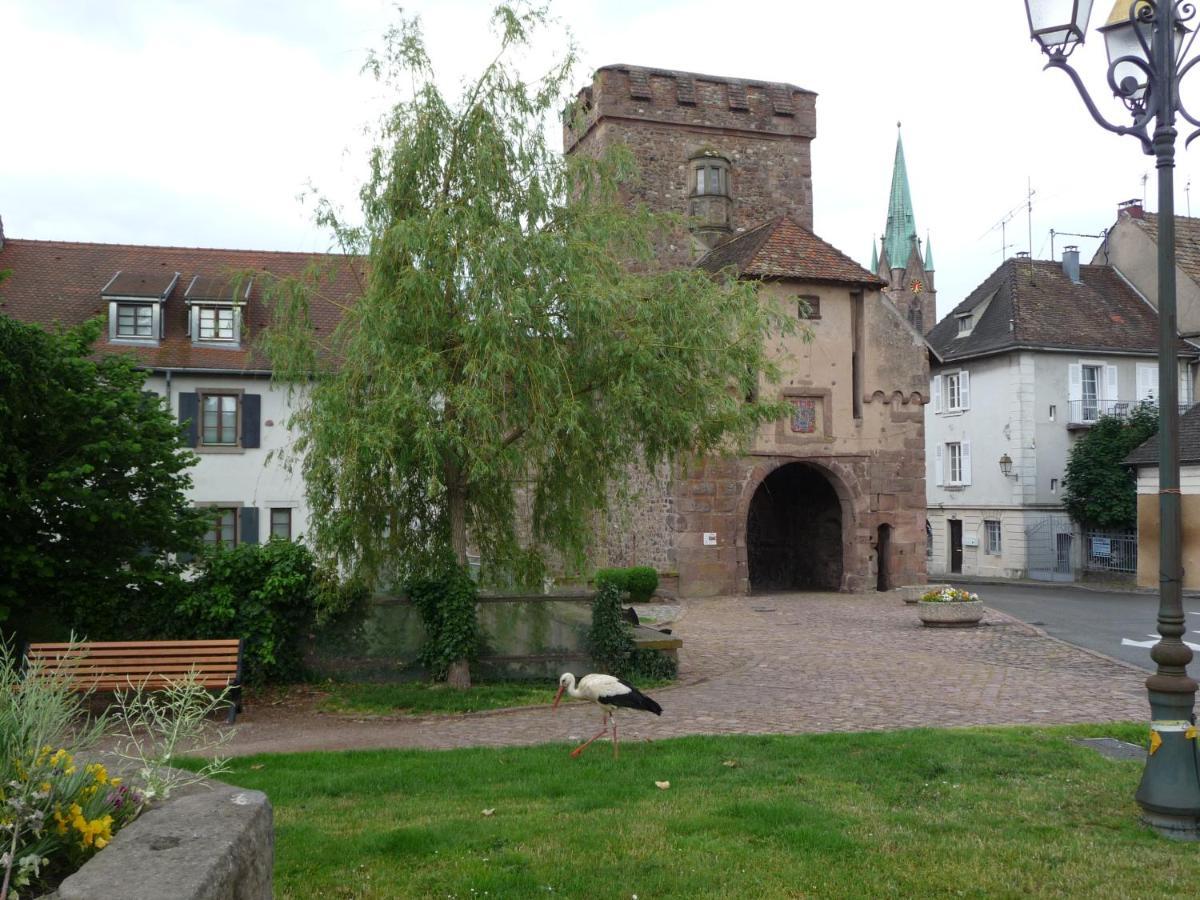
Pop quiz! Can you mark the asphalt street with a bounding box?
[953,581,1200,676]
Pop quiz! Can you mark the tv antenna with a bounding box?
[981,193,1034,260]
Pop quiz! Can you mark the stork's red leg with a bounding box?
[570,717,610,758]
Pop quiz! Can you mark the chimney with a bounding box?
[1119,198,1144,219]
[1062,245,1081,283]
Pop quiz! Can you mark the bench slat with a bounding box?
[31,654,239,666]
[67,679,235,689]
[28,640,240,650]
[28,647,239,660]
[32,662,237,672]
[36,665,239,676]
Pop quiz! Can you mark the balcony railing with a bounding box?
[1066,399,1194,426]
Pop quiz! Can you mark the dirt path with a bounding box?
[223,592,1148,756]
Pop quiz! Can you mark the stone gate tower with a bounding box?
[560,65,930,598]
[564,64,817,266]
[874,127,937,334]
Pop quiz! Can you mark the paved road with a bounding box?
[225,592,1145,756]
[954,581,1200,676]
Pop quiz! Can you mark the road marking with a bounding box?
[1122,634,1200,651]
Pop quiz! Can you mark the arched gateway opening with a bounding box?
[746,463,843,592]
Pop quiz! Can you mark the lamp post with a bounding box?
[1025,0,1200,838]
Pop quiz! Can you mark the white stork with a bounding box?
[553,672,662,758]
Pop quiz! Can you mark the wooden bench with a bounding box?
[24,639,245,723]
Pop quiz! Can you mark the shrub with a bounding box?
[630,647,677,680]
[624,566,659,603]
[594,568,629,593]
[173,540,318,684]
[406,563,480,682]
[587,580,634,675]
[594,566,659,603]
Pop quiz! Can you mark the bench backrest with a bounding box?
[24,639,243,691]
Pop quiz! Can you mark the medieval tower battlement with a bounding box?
[565,65,816,264]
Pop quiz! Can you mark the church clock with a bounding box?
[910,279,924,293]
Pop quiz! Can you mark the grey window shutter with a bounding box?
[241,394,262,448]
[239,507,259,545]
[178,392,199,447]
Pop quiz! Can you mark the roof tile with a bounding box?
[696,216,884,286]
[0,238,361,372]
[926,257,1195,361]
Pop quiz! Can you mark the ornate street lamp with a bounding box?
[999,453,1015,477]
[1025,0,1200,838]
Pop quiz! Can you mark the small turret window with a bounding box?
[691,156,730,197]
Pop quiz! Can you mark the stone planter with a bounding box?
[917,599,984,628]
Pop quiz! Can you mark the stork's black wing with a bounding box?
[601,679,663,715]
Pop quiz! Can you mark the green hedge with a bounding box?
[594,566,659,603]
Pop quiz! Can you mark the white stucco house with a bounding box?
[0,222,358,549]
[925,243,1199,580]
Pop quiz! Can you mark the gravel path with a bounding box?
[224,591,1148,756]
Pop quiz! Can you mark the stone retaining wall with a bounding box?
[48,776,271,900]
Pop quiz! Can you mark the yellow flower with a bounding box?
[95,837,108,850]
[110,777,122,787]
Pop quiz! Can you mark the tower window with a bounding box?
[690,156,730,198]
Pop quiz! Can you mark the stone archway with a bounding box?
[745,462,844,592]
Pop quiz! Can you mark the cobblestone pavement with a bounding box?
[225,592,1149,756]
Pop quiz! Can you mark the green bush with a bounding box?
[175,540,319,684]
[594,566,659,603]
[630,647,678,680]
[594,568,629,593]
[587,579,634,675]
[406,563,480,682]
[624,566,659,603]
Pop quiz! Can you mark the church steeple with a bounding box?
[876,123,936,334]
[881,125,918,271]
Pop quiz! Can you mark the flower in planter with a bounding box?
[919,587,980,603]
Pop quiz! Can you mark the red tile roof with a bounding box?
[696,216,884,286]
[0,238,362,372]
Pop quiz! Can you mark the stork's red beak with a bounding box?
[553,683,565,709]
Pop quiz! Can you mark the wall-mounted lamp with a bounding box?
[999,453,1014,478]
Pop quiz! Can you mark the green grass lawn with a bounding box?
[317,677,673,717]
[200,723,1200,898]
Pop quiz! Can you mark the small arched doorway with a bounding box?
[876,524,892,592]
[746,463,843,592]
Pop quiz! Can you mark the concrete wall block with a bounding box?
[55,777,272,900]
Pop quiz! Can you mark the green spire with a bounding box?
[924,232,934,271]
[882,126,918,270]
[870,239,878,273]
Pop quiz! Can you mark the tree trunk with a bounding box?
[446,478,472,689]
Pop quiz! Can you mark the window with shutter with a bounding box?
[1138,364,1158,402]
[202,508,238,549]
[199,393,239,446]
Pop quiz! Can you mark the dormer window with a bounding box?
[185,275,250,347]
[116,303,155,338]
[102,270,179,345]
[956,313,973,336]
[198,306,236,341]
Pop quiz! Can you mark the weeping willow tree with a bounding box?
[263,4,792,687]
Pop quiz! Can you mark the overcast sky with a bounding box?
[5,0,1200,318]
